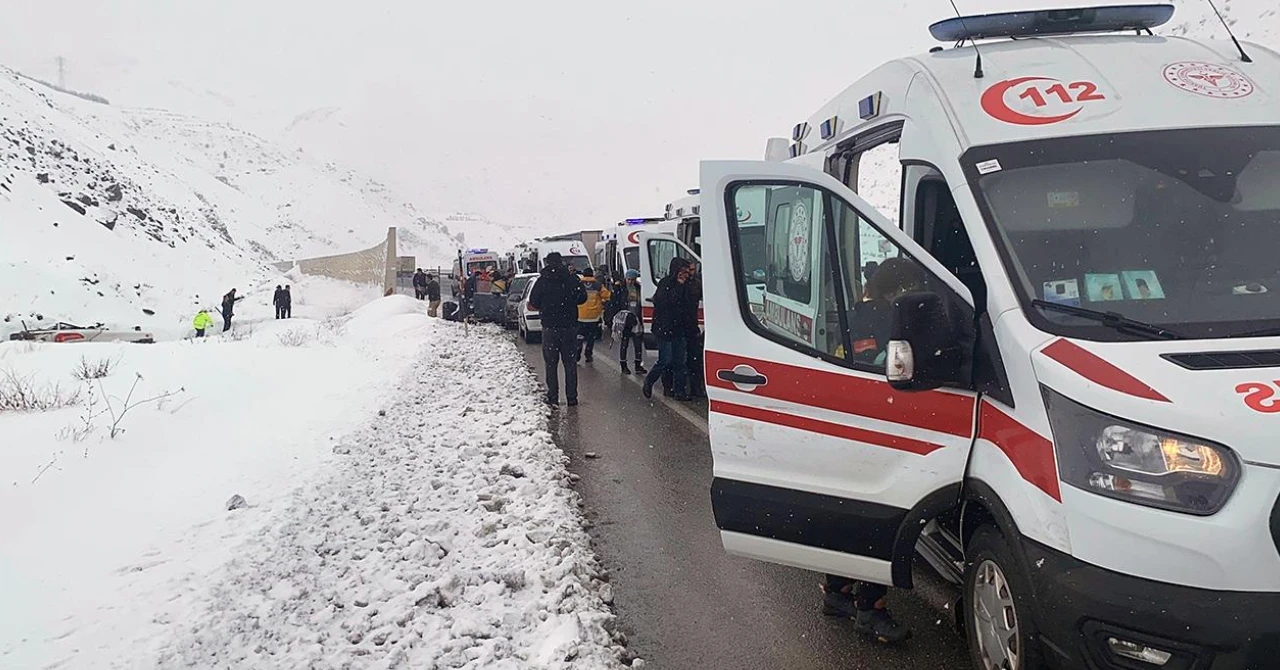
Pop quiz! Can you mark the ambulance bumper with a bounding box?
[1024,539,1280,669]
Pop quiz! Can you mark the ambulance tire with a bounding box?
[963,524,1045,670]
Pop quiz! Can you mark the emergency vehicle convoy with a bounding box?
[699,5,1280,669]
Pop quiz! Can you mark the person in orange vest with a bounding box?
[574,267,611,363]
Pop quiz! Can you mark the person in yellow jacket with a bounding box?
[574,267,611,363]
[192,309,215,338]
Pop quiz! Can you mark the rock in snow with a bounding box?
[152,321,625,669]
[224,494,247,511]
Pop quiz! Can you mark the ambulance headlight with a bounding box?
[1044,389,1240,515]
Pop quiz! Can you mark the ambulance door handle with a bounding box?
[717,366,768,391]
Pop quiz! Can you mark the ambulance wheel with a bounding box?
[963,524,1044,670]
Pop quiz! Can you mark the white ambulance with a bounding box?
[701,5,1280,669]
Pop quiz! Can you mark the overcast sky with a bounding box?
[0,0,1226,236]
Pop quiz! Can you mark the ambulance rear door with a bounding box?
[701,159,980,586]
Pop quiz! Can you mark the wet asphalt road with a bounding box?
[513,334,973,670]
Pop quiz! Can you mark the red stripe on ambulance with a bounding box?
[709,400,944,456]
[978,401,1062,502]
[1041,339,1170,402]
[705,351,974,438]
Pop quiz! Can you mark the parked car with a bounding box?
[516,276,541,343]
[503,273,538,329]
[8,321,154,344]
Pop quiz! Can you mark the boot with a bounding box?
[620,362,632,374]
[634,362,647,375]
[853,608,912,645]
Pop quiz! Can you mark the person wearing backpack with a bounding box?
[611,269,646,375]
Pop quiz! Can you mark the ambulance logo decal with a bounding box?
[1163,62,1254,99]
[627,230,642,244]
[981,76,1107,126]
[788,201,811,282]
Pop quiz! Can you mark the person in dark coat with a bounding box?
[527,252,587,406]
[412,269,428,300]
[661,262,705,397]
[642,257,696,400]
[273,285,286,319]
[282,285,292,318]
[426,274,442,317]
[221,288,243,332]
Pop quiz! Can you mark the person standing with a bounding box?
[221,288,243,332]
[528,253,587,406]
[643,258,695,400]
[413,269,428,300]
[426,273,442,317]
[272,285,286,319]
[282,285,292,318]
[614,269,646,375]
[192,309,214,338]
[574,267,611,364]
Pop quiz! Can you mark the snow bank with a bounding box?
[0,301,625,669]
[148,319,625,669]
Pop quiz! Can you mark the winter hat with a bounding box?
[625,269,640,279]
[545,252,563,266]
[583,267,594,277]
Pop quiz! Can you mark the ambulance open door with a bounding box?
[700,159,980,586]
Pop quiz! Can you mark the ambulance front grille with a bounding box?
[1162,350,1280,371]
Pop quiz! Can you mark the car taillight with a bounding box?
[54,332,85,343]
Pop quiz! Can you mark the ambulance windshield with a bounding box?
[968,125,1280,340]
[564,255,592,273]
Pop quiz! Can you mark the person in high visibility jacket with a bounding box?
[192,309,215,338]
[575,267,611,363]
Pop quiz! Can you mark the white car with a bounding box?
[9,321,155,344]
[516,276,542,343]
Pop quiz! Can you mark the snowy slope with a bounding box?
[0,66,487,340]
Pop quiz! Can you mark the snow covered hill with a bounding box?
[0,67,494,340]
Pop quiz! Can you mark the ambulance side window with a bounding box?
[854,142,904,227]
[733,184,845,358]
[648,237,696,283]
[730,181,935,371]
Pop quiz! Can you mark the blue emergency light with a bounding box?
[929,4,1174,42]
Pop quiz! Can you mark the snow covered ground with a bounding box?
[0,295,625,669]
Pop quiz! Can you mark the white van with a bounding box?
[701,5,1280,669]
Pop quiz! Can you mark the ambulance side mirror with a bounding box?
[885,291,970,392]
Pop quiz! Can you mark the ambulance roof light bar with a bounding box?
[929,4,1175,43]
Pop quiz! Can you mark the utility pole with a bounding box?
[56,56,66,88]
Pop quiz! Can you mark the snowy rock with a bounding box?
[584,452,599,459]
[225,494,247,511]
[499,463,526,478]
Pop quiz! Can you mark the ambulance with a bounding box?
[454,248,502,279]
[596,217,666,280]
[534,237,592,273]
[700,5,1280,669]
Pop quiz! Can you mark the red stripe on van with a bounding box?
[710,400,944,456]
[705,351,974,438]
[1041,339,1170,403]
[978,401,1062,502]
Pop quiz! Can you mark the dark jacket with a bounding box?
[222,291,242,315]
[273,288,285,307]
[413,271,427,289]
[651,259,697,339]
[426,278,441,301]
[528,264,587,329]
[282,288,292,307]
